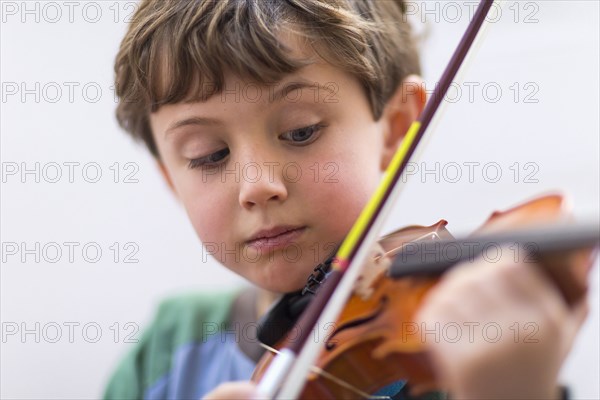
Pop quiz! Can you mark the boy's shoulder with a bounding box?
[151,290,240,344]
[103,289,244,399]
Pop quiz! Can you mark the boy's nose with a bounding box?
[238,161,289,209]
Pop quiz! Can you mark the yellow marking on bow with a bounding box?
[335,121,422,263]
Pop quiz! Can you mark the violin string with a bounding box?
[259,343,390,399]
[260,343,281,355]
[311,368,391,400]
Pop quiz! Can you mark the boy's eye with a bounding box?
[280,124,324,144]
[188,148,230,169]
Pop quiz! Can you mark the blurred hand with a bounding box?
[416,248,589,399]
[203,381,261,400]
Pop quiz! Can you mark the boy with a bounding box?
[105,0,587,398]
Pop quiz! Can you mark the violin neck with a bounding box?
[389,223,599,306]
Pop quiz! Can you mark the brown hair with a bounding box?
[114,0,421,158]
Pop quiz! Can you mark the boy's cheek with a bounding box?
[187,206,230,245]
[174,183,234,244]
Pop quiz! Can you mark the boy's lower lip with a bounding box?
[246,227,306,251]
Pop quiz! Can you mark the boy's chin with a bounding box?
[258,279,308,295]
[251,269,312,294]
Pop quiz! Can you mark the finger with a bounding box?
[418,251,518,324]
[203,382,260,400]
[559,295,590,353]
[569,296,590,327]
[501,259,568,326]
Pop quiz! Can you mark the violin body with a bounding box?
[252,194,596,398]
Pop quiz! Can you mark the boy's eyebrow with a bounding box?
[165,116,222,137]
[270,81,335,103]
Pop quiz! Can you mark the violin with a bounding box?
[250,1,599,398]
[251,194,598,398]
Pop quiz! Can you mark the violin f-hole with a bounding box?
[324,296,389,351]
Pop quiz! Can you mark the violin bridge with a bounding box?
[353,243,391,300]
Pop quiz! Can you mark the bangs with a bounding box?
[120,0,379,112]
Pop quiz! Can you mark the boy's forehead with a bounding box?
[218,62,339,100]
[277,26,318,62]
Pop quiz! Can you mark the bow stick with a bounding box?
[257,1,497,398]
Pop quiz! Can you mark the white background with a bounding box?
[1,1,599,398]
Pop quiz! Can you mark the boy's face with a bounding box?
[149,38,420,293]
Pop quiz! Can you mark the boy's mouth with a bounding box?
[246,225,306,250]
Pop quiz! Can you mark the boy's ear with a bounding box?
[157,161,179,199]
[379,75,427,171]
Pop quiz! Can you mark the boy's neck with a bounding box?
[256,288,280,318]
